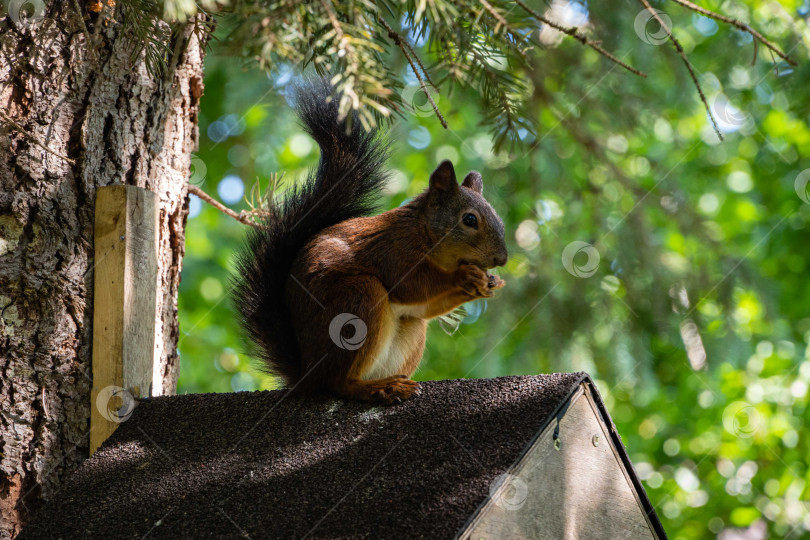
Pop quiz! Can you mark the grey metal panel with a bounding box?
[461,384,659,540]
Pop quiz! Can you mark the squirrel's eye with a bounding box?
[462,213,478,229]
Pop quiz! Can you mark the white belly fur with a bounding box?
[361,303,424,380]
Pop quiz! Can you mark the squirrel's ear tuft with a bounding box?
[461,171,483,194]
[429,160,458,192]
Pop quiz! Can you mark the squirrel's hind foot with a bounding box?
[338,375,422,404]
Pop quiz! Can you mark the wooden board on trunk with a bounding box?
[90,185,159,454]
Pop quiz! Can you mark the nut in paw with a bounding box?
[487,273,505,290]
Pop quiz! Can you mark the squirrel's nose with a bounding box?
[492,253,508,267]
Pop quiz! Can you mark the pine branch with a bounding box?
[478,0,531,60]
[126,0,797,146]
[637,0,723,141]
[397,29,437,88]
[669,0,796,66]
[377,16,446,128]
[187,184,264,228]
[514,0,647,78]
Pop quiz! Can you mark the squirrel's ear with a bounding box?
[461,171,483,194]
[429,160,458,193]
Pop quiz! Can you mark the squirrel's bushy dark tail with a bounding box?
[231,78,390,384]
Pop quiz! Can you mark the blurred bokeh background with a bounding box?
[177,2,810,538]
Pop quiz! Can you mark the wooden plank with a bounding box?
[90,185,158,454]
[460,383,657,540]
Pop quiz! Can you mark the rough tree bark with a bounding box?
[0,4,208,536]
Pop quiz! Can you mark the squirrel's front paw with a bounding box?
[456,264,494,297]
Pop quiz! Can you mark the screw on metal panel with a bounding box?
[592,434,600,447]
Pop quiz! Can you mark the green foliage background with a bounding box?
[177,3,810,538]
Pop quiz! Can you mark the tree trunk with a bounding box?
[0,4,207,536]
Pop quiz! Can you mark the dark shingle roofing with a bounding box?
[22,374,591,539]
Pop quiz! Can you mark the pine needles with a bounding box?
[104,0,797,148]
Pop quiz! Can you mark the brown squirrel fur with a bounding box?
[232,79,508,403]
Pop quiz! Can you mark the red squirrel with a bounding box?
[232,79,508,403]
